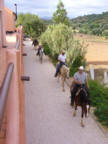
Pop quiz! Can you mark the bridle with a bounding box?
[76,86,88,97]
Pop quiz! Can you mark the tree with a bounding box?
[40,24,87,75]
[17,13,46,38]
[52,0,69,25]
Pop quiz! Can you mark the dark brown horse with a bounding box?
[73,86,90,127]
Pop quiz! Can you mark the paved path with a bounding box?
[24,40,108,144]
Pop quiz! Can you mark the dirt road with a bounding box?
[24,40,108,144]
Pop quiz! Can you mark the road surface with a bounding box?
[24,40,108,144]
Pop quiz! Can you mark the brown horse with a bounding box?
[73,86,90,127]
[57,64,69,92]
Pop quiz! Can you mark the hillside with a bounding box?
[71,12,108,37]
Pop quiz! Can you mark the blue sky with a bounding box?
[5,0,108,18]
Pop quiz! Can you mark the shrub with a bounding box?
[89,80,107,106]
[91,28,102,35]
[89,80,108,126]
[17,13,46,38]
[95,103,108,126]
[102,30,108,36]
[40,24,87,75]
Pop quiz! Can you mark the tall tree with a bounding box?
[52,0,69,25]
[17,13,46,38]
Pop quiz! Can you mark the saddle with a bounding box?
[76,86,88,97]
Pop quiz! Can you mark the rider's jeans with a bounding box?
[37,47,41,55]
[56,62,65,74]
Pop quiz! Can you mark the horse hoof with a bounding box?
[73,112,76,117]
[81,122,85,128]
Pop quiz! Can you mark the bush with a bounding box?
[95,103,108,126]
[89,80,108,126]
[79,29,88,34]
[102,30,108,36]
[17,13,46,38]
[91,28,102,35]
[43,42,51,56]
[40,24,87,75]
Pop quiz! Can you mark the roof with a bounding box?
[5,7,16,16]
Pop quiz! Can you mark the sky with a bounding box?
[5,0,108,19]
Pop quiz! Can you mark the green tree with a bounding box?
[52,0,69,25]
[40,24,87,75]
[17,13,46,38]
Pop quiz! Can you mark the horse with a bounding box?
[39,48,44,63]
[73,86,90,127]
[57,64,69,92]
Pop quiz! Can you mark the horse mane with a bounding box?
[62,65,69,72]
[78,88,88,104]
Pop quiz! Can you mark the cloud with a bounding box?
[5,0,108,18]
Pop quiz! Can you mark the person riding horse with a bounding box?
[32,37,39,50]
[55,50,67,77]
[37,43,44,56]
[70,66,90,106]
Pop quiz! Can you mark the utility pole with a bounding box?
[14,3,17,20]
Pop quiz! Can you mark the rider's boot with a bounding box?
[70,101,74,107]
[54,72,58,77]
[70,94,75,107]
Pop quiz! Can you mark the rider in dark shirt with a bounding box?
[37,43,43,56]
[32,38,39,47]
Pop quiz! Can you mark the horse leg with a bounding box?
[86,105,90,117]
[85,105,87,117]
[81,105,85,127]
[62,78,65,92]
[73,104,77,117]
[58,74,60,83]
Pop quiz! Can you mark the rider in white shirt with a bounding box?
[58,53,66,63]
[55,50,66,77]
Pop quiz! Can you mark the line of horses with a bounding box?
[33,44,90,128]
[57,65,90,127]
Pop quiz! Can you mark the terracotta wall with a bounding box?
[0,0,6,48]
[0,1,26,143]
[5,7,16,32]
[0,28,26,144]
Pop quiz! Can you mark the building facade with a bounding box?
[0,0,6,48]
[5,7,16,32]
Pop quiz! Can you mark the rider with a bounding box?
[55,50,66,77]
[37,43,44,56]
[32,37,39,49]
[70,66,90,106]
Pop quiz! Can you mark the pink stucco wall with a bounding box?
[5,7,16,32]
[0,0,6,48]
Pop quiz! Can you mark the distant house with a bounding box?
[0,0,6,47]
[5,7,16,33]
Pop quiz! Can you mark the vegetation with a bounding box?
[71,12,108,37]
[40,24,87,75]
[52,0,70,25]
[17,1,108,127]
[17,13,46,38]
[89,80,108,126]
